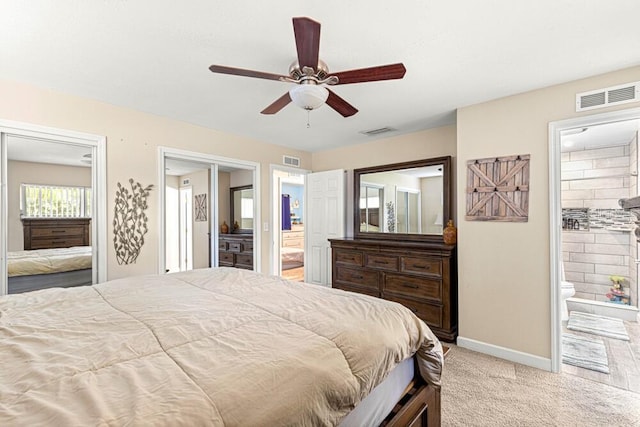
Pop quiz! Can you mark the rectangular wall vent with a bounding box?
[576,81,640,112]
[283,155,300,168]
[360,126,397,136]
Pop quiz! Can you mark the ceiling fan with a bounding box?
[209,17,406,118]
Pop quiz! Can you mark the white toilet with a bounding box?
[560,263,576,322]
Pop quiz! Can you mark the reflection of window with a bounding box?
[241,198,254,219]
[360,183,384,231]
[21,184,92,218]
[396,188,421,233]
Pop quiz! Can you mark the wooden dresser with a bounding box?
[219,234,254,270]
[329,238,457,342]
[22,218,91,250]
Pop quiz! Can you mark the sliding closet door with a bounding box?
[0,120,106,296]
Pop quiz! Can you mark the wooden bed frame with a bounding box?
[383,370,441,426]
[8,268,93,294]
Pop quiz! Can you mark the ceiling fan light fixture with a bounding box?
[289,84,328,110]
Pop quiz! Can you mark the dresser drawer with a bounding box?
[282,237,303,248]
[228,242,242,252]
[219,251,234,264]
[283,230,304,239]
[334,249,363,267]
[243,241,253,252]
[365,254,398,271]
[235,253,253,268]
[335,266,378,290]
[400,256,442,277]
[31,236,86,249]
[384,273,442,301]
[384,294,443,328]
[334,283,380,298]
[31,226,85,238]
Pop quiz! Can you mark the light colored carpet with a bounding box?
[441,345,640,426]
[567,311,630,341]
[562,333,609,374]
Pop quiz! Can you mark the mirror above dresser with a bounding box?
[354,156,451,243]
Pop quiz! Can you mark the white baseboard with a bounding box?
[457,336,552,371]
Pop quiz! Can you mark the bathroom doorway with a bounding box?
[550,108,640,390]
[270,165,309,281]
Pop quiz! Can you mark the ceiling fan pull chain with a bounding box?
[307,110,311,128]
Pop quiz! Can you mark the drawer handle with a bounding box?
[51,230,67,233]
[402,283,419,289]
[412,263,429,270]
[352,275,363,280]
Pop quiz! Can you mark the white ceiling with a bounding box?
[7,135,91,167]
[1,1,640,153]
[561,119,640,152]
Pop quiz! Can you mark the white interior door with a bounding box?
[305,169,345,286]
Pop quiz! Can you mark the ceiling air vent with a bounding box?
[576,81,640,112]
[283,155,300,168]
[360,126,397,136]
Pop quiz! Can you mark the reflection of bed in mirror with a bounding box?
[8,246,92,294]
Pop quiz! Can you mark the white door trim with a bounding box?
[0,119,107,295]
[548,106,640,373]
[158,147,261,274]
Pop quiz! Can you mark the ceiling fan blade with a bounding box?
[293,17,321,70]
[331,63,406,85]
[260,92,292,115]
[325,89,358,117]
[209,65,288,82]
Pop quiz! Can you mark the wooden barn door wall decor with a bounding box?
[466,154,530,222]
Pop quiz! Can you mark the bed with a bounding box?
[7,246,92,294]
[0,267,444,426]
[281,245,304,270]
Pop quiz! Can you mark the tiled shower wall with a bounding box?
[561,138,638,305]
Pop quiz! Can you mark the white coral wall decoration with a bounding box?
[113,179,154,265]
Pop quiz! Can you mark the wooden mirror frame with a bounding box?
[230,185,253,234]
[353,156,452,243]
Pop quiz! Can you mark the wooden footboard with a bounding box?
[382,345,448,426]
[381,378,440,427]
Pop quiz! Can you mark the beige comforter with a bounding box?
[0,267,443,426]
[7,246,92,277]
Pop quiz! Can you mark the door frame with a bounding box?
[178,185,193,271]
[158,147,261,274]
[0,119,107,296]
[548,106,640,373]
[269,164,310,276]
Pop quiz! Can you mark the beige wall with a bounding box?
[456,65,640,359]
[7,160,91,251]
[0,79,311,278]
[312,126,457,171]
